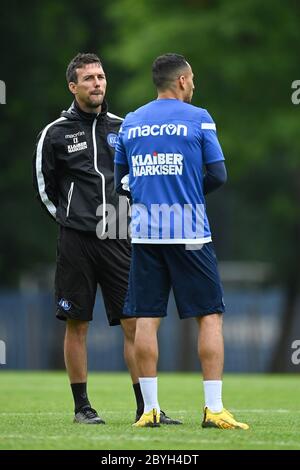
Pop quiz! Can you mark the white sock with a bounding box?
[139,377,160,414]
[203,380,223,413]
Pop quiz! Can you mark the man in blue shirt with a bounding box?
[115,53,249,430]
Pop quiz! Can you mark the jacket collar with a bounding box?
[61,99,108,121]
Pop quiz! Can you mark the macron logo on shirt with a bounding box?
[127,123,188,140]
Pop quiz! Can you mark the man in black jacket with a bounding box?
[33,53,180,425]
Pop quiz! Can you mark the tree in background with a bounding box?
[1,0,299,369]
[104,0,300,370]
[0,0,117,284]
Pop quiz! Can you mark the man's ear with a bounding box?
[178,75,186,90]
[68,82,77,95]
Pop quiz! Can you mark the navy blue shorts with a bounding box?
[123,242,225,319]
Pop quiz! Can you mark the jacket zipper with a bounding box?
[92,117,106,236]
[66,182,74,217]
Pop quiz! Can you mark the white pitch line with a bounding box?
[1,434,300,449]
[0,412,72,416]
[177,409,300,414]
[230,409,299,413]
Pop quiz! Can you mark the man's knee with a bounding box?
[66,319,89,339]
[198,313,223,329]
[121,318,136,342]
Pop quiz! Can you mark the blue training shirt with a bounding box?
[114,98,225,244]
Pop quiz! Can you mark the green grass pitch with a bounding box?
[0,372,299,450]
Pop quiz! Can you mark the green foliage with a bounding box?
[105,0,300,271]
[1,0,300,284]
[0,0,113,284]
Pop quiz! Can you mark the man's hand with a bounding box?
[121,174,130,192]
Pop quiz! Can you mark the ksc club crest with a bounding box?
[107,133,118,148]
[58,298,72,311]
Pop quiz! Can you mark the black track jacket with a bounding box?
[33,100,126,235]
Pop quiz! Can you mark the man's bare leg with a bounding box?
[135,318,161,377]
[64,319,104,423]
[121,318,139,383]
[64,319,89,384]
[197,313,224,413]
[197,313,249,429]
[123,317,182,424]
[121,318,144,419]
[197,313,224,380]
[133,317,161,419]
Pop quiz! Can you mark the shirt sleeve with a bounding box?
[33,128,58,220]
[201,109,225,164]
[114,125,128,165]
[203,161,227,195]
[114,162,130,196]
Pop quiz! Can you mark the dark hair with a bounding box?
[66,53,102,83]
[152,53,189,91]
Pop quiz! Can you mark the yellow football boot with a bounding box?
[202,407,249,430]
[132,408,160,427]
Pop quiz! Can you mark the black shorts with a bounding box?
[55,226,132,326]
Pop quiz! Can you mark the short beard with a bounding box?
[87,97,103,108]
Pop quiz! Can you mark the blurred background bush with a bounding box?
[1,0,300,372]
